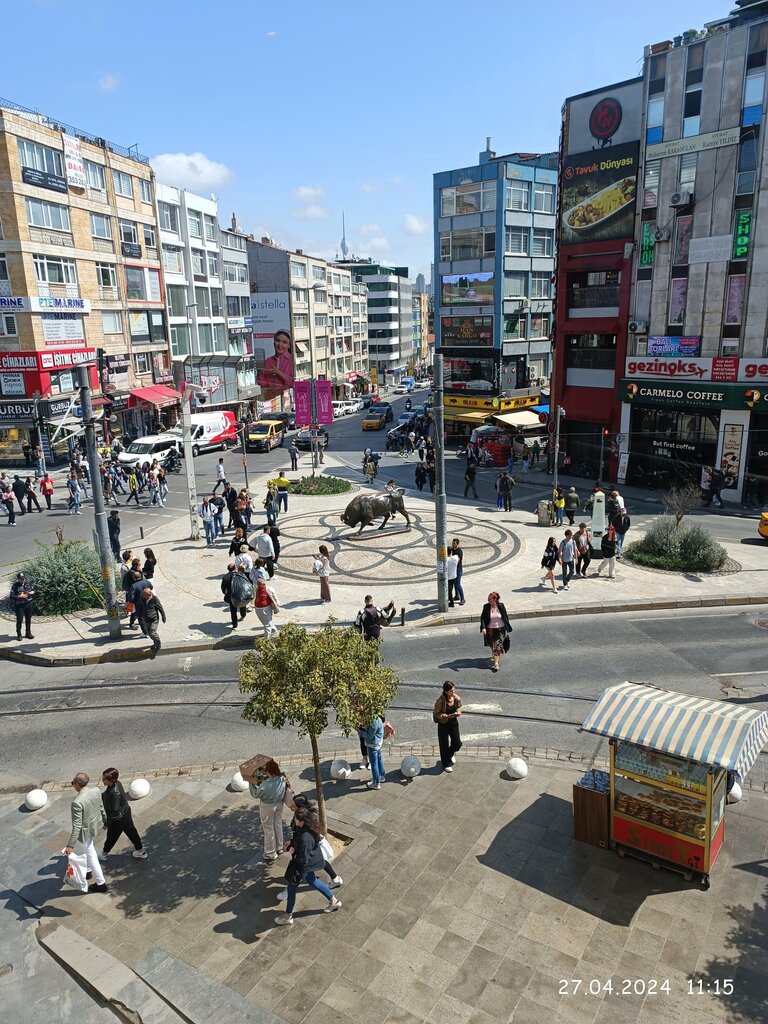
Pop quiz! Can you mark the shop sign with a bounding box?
[103,353,130,392]
[647,336,700,356]
[444,393,538,411]
[0,372,25,396]
[109,393,130,411]
[38,348,96,370]
[227,317,245,329]
[620,378,752,409]
[639,222,655,267]
[565,81,643,155]
[688,234,733,265]
[440,315,494,347]
[62,135,87,188]
[0,400,35,421]
[29,296,91,313]
[733,210,752,260]
[561,142,639,244]
[0,353,38,371]
[121,242,142,259]
[21,166,67,194]
[626,356,768,384]
[646,126,741,161]
[41,313,86,345]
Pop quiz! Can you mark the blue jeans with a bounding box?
[286,871,334,915]
[213,512,224,536]
[277,491,288,512]
[562,561,575,587]
[203,520,215,545]
[454,570,465,603]
[367,746,385,785]
[616,533,624,554]
[555,510,564,525]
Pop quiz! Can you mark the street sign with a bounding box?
[547,420,556,434]
[538,412,548,424]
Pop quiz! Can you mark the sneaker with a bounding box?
[366,781,379,789]
[87,882,108,894]
[324,899,342,913]
[450,756,456,764]
[444,766,453,773]
[274,913,293,926]
[329,877,343,889]
[97,851,108,862]
[277,888,288,901]
[264,854,278,863]
[132,849,148,859]
[563,585,569,591]
[359,760,369,770]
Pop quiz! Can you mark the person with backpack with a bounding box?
[99,767,147,860]
[540,537,559,594]
[253,577,280,638]
[274,804,342,926]
[357,595,396,641]
[221,563,253,629]
[433,681,462,773]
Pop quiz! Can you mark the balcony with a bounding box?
[93,238,115,254]
[37,283,79,299]
[99,285,120,300]
[29,227,73,247]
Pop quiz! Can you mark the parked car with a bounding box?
[246,420,284,452]
[362,410,387,431]
[118,434,182,468]
[342,398,363,414]
[294,426,329,450]
[374,402,394,423]
[262,410,296,431]
[332,400,350,418]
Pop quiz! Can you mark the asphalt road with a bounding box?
[2,606,767,789]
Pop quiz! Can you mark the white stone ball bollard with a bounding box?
[506,757,528,780]
[330,759,351,781]
[727,780,743,804]
[400,755,421,779]
[128,778,151,800]
[230,771,250,792]
[25,788,48,811]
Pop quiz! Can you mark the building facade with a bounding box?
[0,97,173,453]
[412,291,430,371]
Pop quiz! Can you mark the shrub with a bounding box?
[289,475,352,496]
[624,516,728,573]
[21,541,104,615]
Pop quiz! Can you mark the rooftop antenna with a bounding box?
[340,211,349,259]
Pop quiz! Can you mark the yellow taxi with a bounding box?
[759,512,768,541]
[362,410,387,431]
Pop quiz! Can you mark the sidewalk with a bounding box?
[1,748,764,1024]
[2,451,767,665]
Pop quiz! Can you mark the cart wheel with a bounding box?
[700,875,710,891]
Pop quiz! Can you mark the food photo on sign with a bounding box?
[560,141,639,244]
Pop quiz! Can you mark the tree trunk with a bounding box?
[309,732,326,834]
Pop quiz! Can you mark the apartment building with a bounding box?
[0,97,172,454]
[412,291,430,370]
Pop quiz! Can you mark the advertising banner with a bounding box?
[619,379,752,410]
[251,292,293,398]
[41,313,86,346]
[21,166,67,194]
[315,379,334,425]
[565,81,643,155]
[250,292,290,338]
[62,135,87,188]
[720,424,743,489]
[103,353,130,393]
[624,356,768,383]
[646,126,740,162]
[441,272,494,306]
[440,315,493,347]
[688,235,733,265]
[647,336,700,356]
[560,142,639,244]
[0,373,25,396]
[294,379,311,427]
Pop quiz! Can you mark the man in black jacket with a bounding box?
[107,511,121,561]
[464,462,478,500]
[11,475,27,515]
[222,483,237,530]
[10,571,35,640]
[137,587,165,657]
[221,562,247,628]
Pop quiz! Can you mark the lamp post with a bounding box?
[433,352,449,613]
[182,302,201,541]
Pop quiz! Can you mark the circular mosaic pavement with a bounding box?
[274,507,521,587]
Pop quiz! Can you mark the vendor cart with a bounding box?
[580,682,768,889]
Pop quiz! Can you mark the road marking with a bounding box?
[458,729,515,743]
[180,656,192,673]
[153,741,180,752]
[461,702,503,714]
[404,627,460,639]
[710,670,768,677]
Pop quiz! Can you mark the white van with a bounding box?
[166,410,237,456]
[118,435,181,468]
[331,401,349,418]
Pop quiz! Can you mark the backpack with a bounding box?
[354,610,364,632]
[230,572,254,608]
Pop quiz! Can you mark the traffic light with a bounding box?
[602,427,610,438]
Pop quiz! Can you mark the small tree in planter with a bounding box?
[21,541,103,615]
[239,621,399,832]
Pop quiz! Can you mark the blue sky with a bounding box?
[5,0,730,280]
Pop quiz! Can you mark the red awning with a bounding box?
[348,372,368,383]
[128,384,182,409]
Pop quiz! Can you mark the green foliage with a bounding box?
[624,516,728,572]
[21,541,103,615]
[289,475,352,496]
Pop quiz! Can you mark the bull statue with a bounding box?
[341,491,410,533]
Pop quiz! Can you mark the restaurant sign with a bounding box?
[620,378,757,410]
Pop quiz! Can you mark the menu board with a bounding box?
[614,741,709,794]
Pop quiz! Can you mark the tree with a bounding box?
[664,481,702,525]
[239,621,399,832]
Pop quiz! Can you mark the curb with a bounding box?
[3,593,768,665]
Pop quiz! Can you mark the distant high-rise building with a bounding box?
[413,272,426,294]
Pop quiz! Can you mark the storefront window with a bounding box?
[444,355,496,393]
[566,334,616,370]
[627,407,719,489]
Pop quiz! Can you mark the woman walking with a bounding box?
[597,524,618,579]
[313,545,331,603]
[99,768,147,860]
[480,591,512,673]
[574,523,592,577]
[254,577,280,638]
[157,467,168,506]
[142,548,158,592]
[274,805,342,925]
[434,681,463,773]
[540,537,559,594]
[277,794,342,900]
[360,713,385,789]
[248,759,289,862]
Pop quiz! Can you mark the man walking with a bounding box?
[565,487,580,526]
[357,595,397,641]
[67,471,82,515]
[137,587,166,658]
[464,461,479,500]
[274,470,290,514]
[64,772,107,893]
[288,440,299,471]
[107,510,121,562]
[256,524,276,578]
[222,482,237,530]
[221,562,248,629]
[706,467,725,508]
[497,471,514,512]
[10,571,35,640]
[450,537,466,606]
[11,475,27,515]
[210,492,225,537]
[558,530,578,591]
[446,547,461,608]
[213,457,226,494]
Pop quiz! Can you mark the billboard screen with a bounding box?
[441,272,494,306]
[250,292,293,398]
[440,315,493,347]
[444,353,498,394]
[565,81,643,155]
[560,142,639,244]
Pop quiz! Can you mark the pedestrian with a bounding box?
[228,527,252,558]
[146,470,159,507]
[142,548,157,590]
[313,544,332,602]
[157,466,168,506]
[521,449,529,476]
[274,805,342,925]
[126,469,139,505]
[64,772,107,894]
[414,461,427,491]
[137,586,165,657]
[417,436,426,462]
[22,439,32,466]
[10,571,35,640]
[276,794,342,901]
[597,525,618,579]
[256,524,276,578]
[77,464,89,500]
[433,681,463,773]
[99,768,147,860]
[213,457,226,494]
[565,487,580,526]
[107,511,121,561]
[23,476,42,513]
[289,440,299,472]
[613,508,631,556]
[497,470,514,512]
[119,550,133,592]
[2,485,15,525]
[38,471,54,510]
[34,445,44,478]
[221,563,248,629]
[464,461,479,500]
[480,591,512,673]
[540,537,559,593]
[450,538,466,606]
[235,543,254,579]
[553,487,565,526]
[126,564,148,632]
[199,497,215,546]
[253,558,269,583]
[210,492,225,536]
[426,457,436,494]
[360,713,385,790]
[532,439,541,466]
[446,548,462,608]
[274,470,290,513]
[494,472,504,509]
[248,759,289,862]
[558,529,578,591]
[357,595,396,641]
[706,468,725,508]
[11,475,27,515]
[265,489,279,527]
[574,523,592,577]
[253,577,280,638]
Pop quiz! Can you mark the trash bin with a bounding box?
[537,500,551,526]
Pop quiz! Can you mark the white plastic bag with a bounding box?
[319,836,334,862]
[63,848,88,892]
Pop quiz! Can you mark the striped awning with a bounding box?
[581,681,768,780]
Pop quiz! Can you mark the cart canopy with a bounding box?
[581,681,768,780]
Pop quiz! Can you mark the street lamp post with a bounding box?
[182,302,201,541]
[433,352,449,613]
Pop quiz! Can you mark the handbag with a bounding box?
[503,633,511,654]
[319,836,334,862]
[63,848,89,892]
[124,601,135,614]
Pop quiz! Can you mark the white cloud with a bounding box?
[98,74,119,92]
[293,204,329,220]
[360,181,379,195]
[151,152,234,192]
[359,223,381,236]
[295,185,325,201]
[366,236,390,254]
[266,30,278,37]
[403,214,427,236]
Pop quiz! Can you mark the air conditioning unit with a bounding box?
[628,320,649,334]
[670,191,693,208]
[654,227,671,242]
[519,298,529,309]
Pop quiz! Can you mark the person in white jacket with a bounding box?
[253,577,279,638]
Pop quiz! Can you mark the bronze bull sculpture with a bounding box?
[341,492,410,533]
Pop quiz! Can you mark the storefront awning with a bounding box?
[128,384,182,409]
[532,404,549,415]
[492,410,541,429]
[445,410,491,424]
[348,372,368,383]
[581,682,768,780]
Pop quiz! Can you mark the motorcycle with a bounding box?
[165,449,182,474]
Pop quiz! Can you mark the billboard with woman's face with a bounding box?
[255,329,295,400]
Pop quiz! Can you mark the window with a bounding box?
[290,260,307,278]
[683,80,702,138]
[722,338,740,357]
[504,272,527,298]
[163,246,184,275]
[125,266,146,301]
[293,288,307,302]
[158,202,179,232]
[102,310,122,334]
[725,274,746,324]
[0,254,7,281]
[25,198,70,231]
[649,52,667,94]
[503,314,523,339]
[195,286,211,317]
[143,224,156,249]
[33,254,77,285]
[530,314,549,337]
[567,270,620,311]
[167,284,187,317]
[0,314,17,338]
[647,96,664,145]
[134,352,151,374]
[213,323,226,352]
[293,314,309,328]
[191,249,206,276]
[18,139,63,176]
[84,160,106,191]
[140,179,152,204]
[533,183,555,213]
[207,252,219,277]
[112,170,133,198]
[643,159,660,208]
[90,212,112,239]
[440,181,496,216]
[343,316,352,331]
[745,68,766,110]
[440,227,496,260]
[170,324,189,357]
[505,227,529,254]
[223,260,247,283]
[146,268,161,302]
[314,313,327,327]
[506,183,530,211]
[532,229,553,258]
[118,219,138,244]
[96,263,117,288]
[679,153,698,191]
[188,210,202,237]
[566,333,617,370]
[531,272,551,299]
[198,323,213,353]
[312,265,326,280]
[210,288,223,317]
[204,214,216,241]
